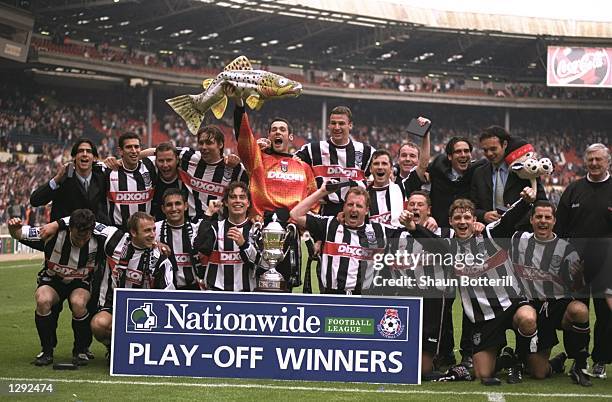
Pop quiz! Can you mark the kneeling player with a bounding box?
[90,212,176,360]
[381,191,456,375]
[402,190,539,383]
[511,200,591,386]
[155,188,202,290]
[42,212,176,362]
[8,209,104,366]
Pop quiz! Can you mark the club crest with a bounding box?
[377,308,404,339]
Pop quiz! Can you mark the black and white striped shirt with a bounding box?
[306,214,400,293]
[194,218,258,291]
[451,234,522,323]
[295,140,375,206]
[510,232,580,300]
[386,227,453,293]
[102,225,175,291]
[155,219,202,289]
[19,223,107,285]
[178,147,249,219]
[410,199,528,323]
[106,158,157,230]
[368,182,405,227]
[96,260,115,309]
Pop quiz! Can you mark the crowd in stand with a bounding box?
[506,83,612,101]
[0,76,608,224]
[31,36,612,102]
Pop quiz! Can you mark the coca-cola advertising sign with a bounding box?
[547,46,611,87]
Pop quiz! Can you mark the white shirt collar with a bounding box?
[586,172,610,183]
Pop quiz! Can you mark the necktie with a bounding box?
[83,179,89,193]
[494,168,504,210]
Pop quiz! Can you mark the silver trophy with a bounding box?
[254,213,296,292]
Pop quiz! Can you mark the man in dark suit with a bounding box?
[471,126,546,224]
[426,136,486,228]
[29,138,108,361]
[30,138,108,224]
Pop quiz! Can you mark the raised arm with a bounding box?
[487,186,536,238]
[414,117,431,183]
[289,181,334,228]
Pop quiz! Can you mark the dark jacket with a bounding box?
[428,154,487,227]
[30,165,109,223]
[470,161,547,223]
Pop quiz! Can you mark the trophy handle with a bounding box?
[286,223,297,239]
[252,221,263,252]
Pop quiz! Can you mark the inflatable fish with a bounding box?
[166,55,302,135]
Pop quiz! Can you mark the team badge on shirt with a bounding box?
[355,151,363,167]
[142,172,152,187]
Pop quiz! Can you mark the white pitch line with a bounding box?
[1,377,610,398]
[487,393,506,402]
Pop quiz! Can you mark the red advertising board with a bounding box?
[547,46,612,88]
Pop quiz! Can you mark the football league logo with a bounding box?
[131,303,158,331]
[377,308,404,339]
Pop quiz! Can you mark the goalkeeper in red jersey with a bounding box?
[234,104,318,291]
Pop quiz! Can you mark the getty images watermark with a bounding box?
[371,250,515,288]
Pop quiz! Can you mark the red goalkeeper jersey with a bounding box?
[235,108,318,219]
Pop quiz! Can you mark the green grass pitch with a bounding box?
[0,259,610,401]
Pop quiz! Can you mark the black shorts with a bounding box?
[422,296,445,356]
[532,298,572,352]
[95,306,113,315]
[471,301,530,353]
[37,273,90,303]
[385,287,446,356]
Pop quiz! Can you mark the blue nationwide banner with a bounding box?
[111,290,422,384]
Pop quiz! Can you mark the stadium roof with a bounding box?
[7,0,612,80]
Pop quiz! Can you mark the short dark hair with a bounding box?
[197,125,224,147]
[118,132,141,149]
[69,209,95,232]
[127,212,154,234]
[155,141,178,157]
[222,181,251,205]
[371,149,392,164]
[162,187,186,203]
[530,200,556,217]
[330,106,352,122]
[479,125,510,145]
[268,118,293,135]
[407,190,431,207]
[222,181,251,216]
[71,138,98,158]
[445,136,473,156]
[398,142,420,158]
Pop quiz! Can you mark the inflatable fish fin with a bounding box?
[165,95,204,136]
[245,94,261,110]
[211,96,228,119]
[202,78,214,90]
[224,55,253,71]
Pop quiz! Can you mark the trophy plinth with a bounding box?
[255,267,287,292]
[255,214,290,292]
